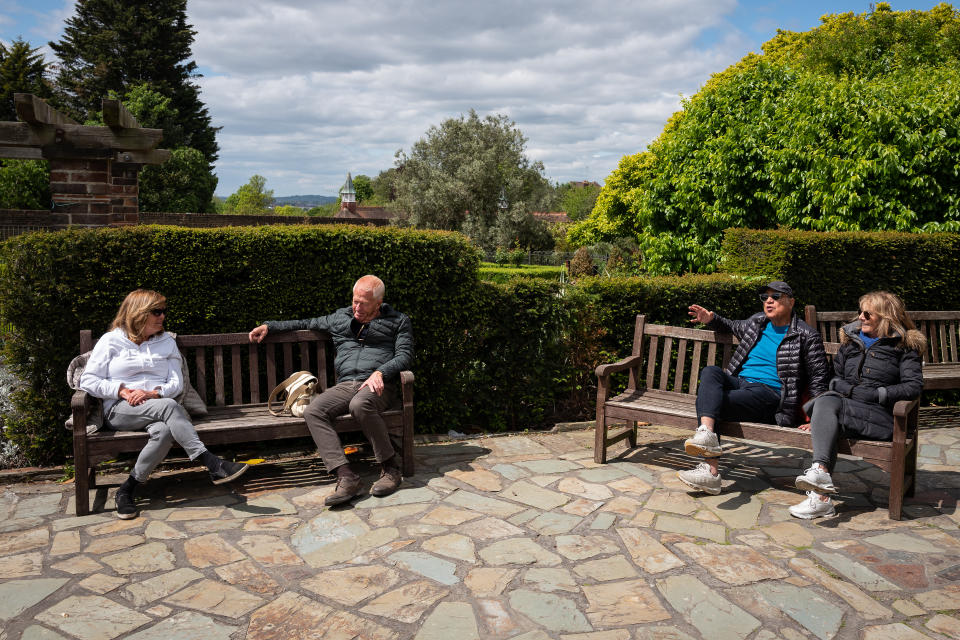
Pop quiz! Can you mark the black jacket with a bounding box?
[709,312,829,427]
[267,304,414,383]
[827,321,924,439]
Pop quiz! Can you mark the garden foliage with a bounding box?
[571,3,960,274]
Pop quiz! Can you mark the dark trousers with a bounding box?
[302,380,397,473]
[695,366,780,438]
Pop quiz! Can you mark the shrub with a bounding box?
[569,247,595,277]
[721,228,960,310]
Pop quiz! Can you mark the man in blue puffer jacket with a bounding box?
[249,275,414,505]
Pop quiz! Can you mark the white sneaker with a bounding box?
[795,465,837,494]
[789,491,836,519]
[684,425,722,457]
[677,462,722,495]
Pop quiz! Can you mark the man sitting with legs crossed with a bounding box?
[678,281,829,495]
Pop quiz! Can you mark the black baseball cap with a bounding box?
[760,281,793,297]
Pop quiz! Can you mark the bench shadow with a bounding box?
[609,436,960,520]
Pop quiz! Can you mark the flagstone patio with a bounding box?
[1,409,959,639]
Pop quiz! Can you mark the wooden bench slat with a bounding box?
[213,345,225,406]
[646,336,658,389]
[266,344,277,395]
[658,337,672,391]
[194,349,206,403]
[249,344,260,404]
[673,338,688,392]
[231,345,243,405]
[688,341,703,393]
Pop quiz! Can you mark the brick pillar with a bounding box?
[49,157,141,227]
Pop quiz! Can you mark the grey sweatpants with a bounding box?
[809,395,844,472]
[106,398,207,483]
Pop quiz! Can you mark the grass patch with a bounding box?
[479,263,563,284]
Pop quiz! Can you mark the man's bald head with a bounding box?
[354,275,385,301]
[352,275,384,323]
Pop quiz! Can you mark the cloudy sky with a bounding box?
[0,0,943,197]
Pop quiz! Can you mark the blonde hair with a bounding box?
[110,289,166,342]
[859,291,927,352]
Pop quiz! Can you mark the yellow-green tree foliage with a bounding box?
[570,3,960,274]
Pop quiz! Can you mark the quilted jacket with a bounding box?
[266,304,414,383]
[708,312,830,427]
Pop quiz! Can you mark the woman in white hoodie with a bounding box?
[80,290,247,519]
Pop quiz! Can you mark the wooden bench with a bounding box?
[805,305,960,391]
[594,315,919,520]
[71,329,415,516]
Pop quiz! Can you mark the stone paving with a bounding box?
[1,412,960,640]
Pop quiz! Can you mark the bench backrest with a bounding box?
[80,329,332,407]
[804,305,960,364]
[631,315,839,395]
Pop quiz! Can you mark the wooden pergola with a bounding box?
[0,93,170,227]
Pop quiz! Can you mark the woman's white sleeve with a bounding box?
[78,340,123,399]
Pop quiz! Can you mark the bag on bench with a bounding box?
[268,371,318,417]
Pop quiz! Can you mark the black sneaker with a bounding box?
[209,458,248,485]
[115,489,139,519]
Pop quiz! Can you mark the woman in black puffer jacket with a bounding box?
[790,291,926,519]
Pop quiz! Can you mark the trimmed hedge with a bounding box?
[478,264,562,284]
[722,228,960,310]
[0,225,480,464]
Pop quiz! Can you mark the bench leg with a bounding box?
[888,444,906,521]
[905,435,919,499]
[594,418,608,464]
[628,420,638,448]
[75,464,91,517]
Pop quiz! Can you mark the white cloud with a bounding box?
[182,0,748,195]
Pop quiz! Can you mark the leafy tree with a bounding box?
[571,3,960,274]
[0,159,50,209]
[352,174,374,203]
[393,110,554,250]
[138,147,217,213]
[0,38,51,121]
[223,175,273,215]
[49,0,218,166]
[84,83,216,212]
[557,182,601,221]
[371,168,398,203]
[273,205,305,216]
[306,203,338,217]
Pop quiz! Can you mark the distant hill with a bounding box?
[272,195,337,208]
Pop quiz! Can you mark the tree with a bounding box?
[139,147,217,213]
[0,159,50,209]
[352,174,374,203]
[393,110,554,250]
[0,38,51,121]
[84,83,216,212]
[558,182,601,221]
[371,168,399,203]
[223,175,273,215]
[571,3,960,274]
[49,0,218,166]
[273,205,304,216]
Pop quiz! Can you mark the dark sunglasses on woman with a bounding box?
[150,308,167,317]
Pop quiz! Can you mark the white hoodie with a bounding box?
[79,327,184,415]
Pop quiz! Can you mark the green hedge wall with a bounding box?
[0,223,865,466]
[722,228,960,310]
[0,225,480,464]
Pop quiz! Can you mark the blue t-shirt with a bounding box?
[860,331,880,350]
[738,322,788,390]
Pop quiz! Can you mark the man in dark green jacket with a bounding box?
[249,275,414,505]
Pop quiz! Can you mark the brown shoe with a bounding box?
[325,473,363,506]
[370,460,402,497]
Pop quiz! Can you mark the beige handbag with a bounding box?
[268,371,318,417]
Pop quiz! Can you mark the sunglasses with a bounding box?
[759,293,783,302]
[150,308,168,317]
[859,309,873,320]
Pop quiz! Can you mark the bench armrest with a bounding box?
[595,355,644,380]
[71,389,89,436]
[891,396,920,444]
[399,370,414,406]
